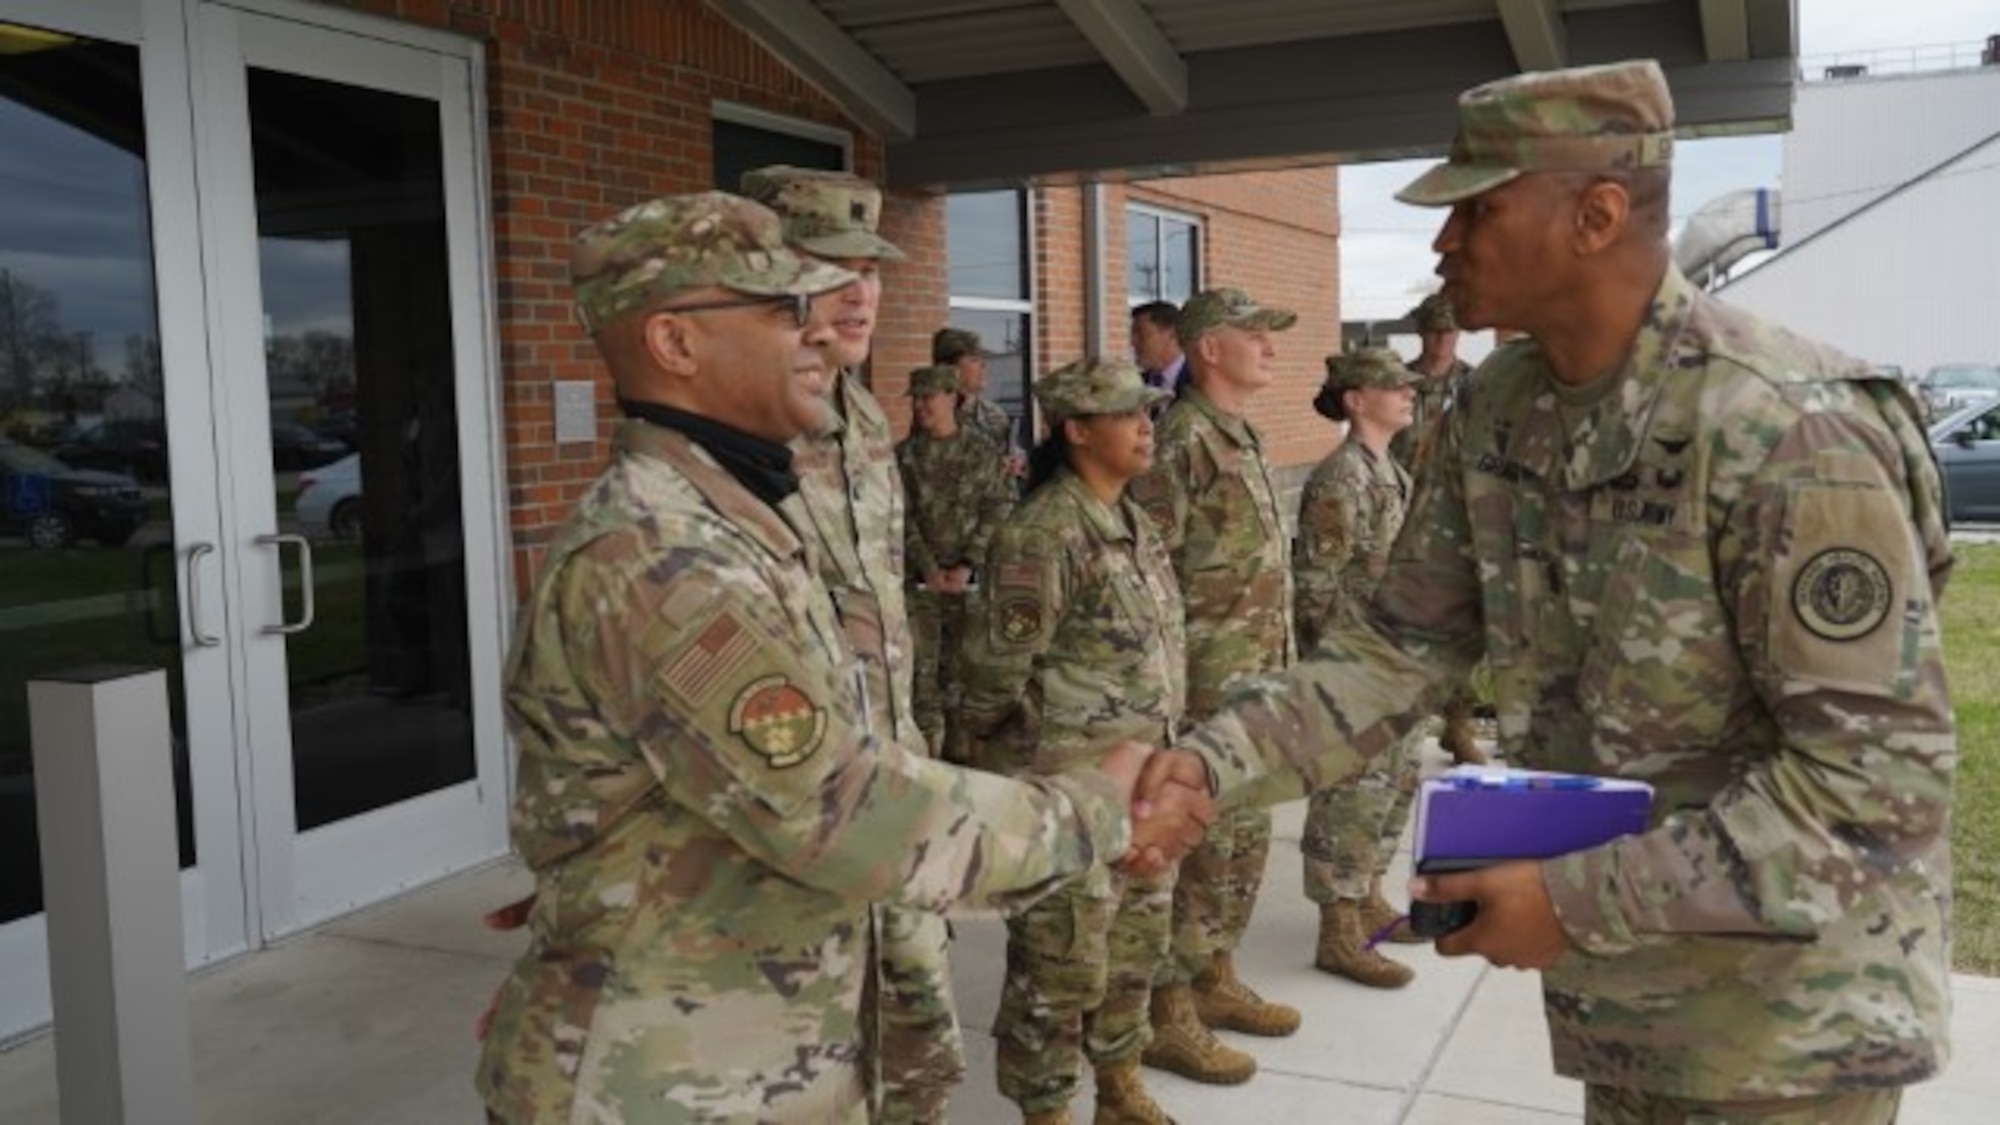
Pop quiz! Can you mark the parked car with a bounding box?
[0,439,148,548]
[295,453,362,540]
[270,422,350,472]
[1929,398,2000,524]
[1916,362,2000,420]
[54,418,170,482]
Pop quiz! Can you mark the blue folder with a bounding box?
[1412,766,1654,869]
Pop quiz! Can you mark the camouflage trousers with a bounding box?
[872,905,965,1125]
[1158,805,1272,985]
[907,588,968,760]
[1583,1084,1902,1124]
[1300,729,1422,902]
[996,865,1175,1112]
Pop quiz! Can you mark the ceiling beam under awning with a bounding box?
[1698,0,1751,61]
[706,0,917,141]
[1496,0,1567,72]
[1054,0,1188,116]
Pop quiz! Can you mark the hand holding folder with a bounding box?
[1408,766,1653,938]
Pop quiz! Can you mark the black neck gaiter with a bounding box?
[618,398,799,507]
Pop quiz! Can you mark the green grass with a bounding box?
[1945,543,2000,975]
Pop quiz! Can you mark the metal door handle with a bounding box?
[186,542,221,647]
[256,533,316,635]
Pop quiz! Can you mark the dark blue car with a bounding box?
[0,439,148,549]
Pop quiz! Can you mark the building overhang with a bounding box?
[709,0,1798,188]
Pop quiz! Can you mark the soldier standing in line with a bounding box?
[1132,58,1956,1125]
[741,165,964,1125]
[1390,292,1490,766]
[897,362,1015,762]
[473,192,1214,1124]
[934,325,1028,478]
[1291,347,1427,988]
[960,358,1184,1125]
[1128,287,1301,1086]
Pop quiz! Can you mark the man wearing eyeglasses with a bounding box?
[473,192,1217,1125]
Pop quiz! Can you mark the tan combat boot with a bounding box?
[1092,1058,1177,1125]
[1022,1107,1074,1125]
[1360,875,1425,945]
[1438,702,1488,765]
[1140,983,1256,1085]
[1192,950,1300,1037]
[1315,900,1414,988]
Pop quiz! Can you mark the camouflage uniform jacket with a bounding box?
[897,426,1015,580]
[1129,386,1296,719]
[476,421,1133,1124]
[787,372,923,752]
[1389,357,1472,469]
[1186,265,1955,1099]
[958,468,1187,774]
[1292,438,1410,652]
[958,393,1016,454]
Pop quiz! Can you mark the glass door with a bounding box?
[0,0,243,1042]
[195,5,509,938]
[0,0,508,1040]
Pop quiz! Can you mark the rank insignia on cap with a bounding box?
[997,597,1043,645]
[728,675,827,767]
[1792,547,1891,641]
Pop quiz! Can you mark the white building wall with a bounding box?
[1782,67,2000,246]
[1717,67,2000,377]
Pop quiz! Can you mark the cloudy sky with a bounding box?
[1339,0,2000,353]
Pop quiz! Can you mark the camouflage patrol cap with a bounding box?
[1397,59,1675,207]
[933,327,993,364]
[1408,293,1458,333]
[1323,346,1422,392]
[1034,358,1169,421]
[739,165,906,262]
[1175,287,1299,346]
[569,192,856,333]
[906,364,961,397]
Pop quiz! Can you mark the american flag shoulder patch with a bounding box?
[660,612,757,705]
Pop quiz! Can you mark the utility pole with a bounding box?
[0,268,26,407]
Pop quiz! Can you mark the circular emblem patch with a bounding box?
[1791,547,1892,642]
[997,597,1043,645]
[727,676,826,768]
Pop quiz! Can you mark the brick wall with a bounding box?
[1127,169,1345,471]
[321,2,1348,584]
[325,0,886,585]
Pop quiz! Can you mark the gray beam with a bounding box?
[886,23,1794,189]
[1497,0,1567,72]
[1698,0,1751,62]
[1054,0,1188,115]
[706,0,917,141]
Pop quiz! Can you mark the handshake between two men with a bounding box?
[1094,743,1217,878]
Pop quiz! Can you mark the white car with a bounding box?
[295,453,361,540]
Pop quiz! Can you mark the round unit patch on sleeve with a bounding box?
[1791,547,1892,642]
[997,597,1043,645]
[728,675,827,768]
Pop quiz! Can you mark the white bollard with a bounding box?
[29,665,195,1125]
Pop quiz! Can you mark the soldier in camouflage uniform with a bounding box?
[961,358,1184,1125]
[897,363,1016,761]
[741,165,965,1125]
[474,193,1191,1124]
[1128,287,1301,1086]
[1143,59,1955,1125]
[1390,292,1490,766]
[1292,347,1428,988]
[934,326,1027,477]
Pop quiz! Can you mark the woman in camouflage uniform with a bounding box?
[1292,347,1427,988]
[960,359,1185,1125]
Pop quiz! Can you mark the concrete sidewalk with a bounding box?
[2,798,1994,1123]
